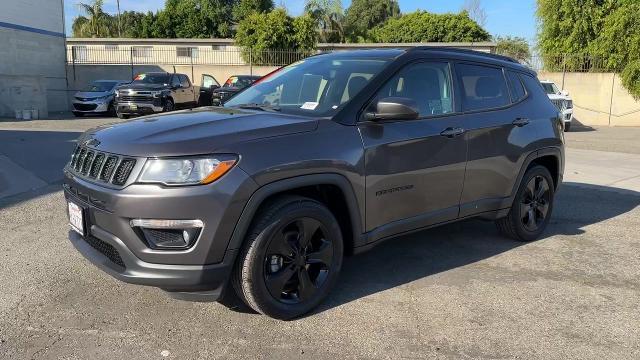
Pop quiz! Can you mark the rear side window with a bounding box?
[507,71,526,102]
[520,73,548,99]
[455,63,510,111]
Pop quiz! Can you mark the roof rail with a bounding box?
[408,46,520,64]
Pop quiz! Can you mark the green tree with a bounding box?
[233,0,274,22]
[495,36,531,63]
[155,0,236,38]
[72,0,113,37]
[304,0,345,43]
[368,10,490,43]
[343,0,400,42]
[235,9,317,64]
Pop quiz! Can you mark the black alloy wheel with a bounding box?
[520,175,551,232]
[264,217,333,304]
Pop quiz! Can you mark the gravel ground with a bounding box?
[1,116,639,359]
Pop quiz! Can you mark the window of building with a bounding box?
[176,47,199,58]
[132,46,152,58]
[72,46,88,62]
[455,63,510,112]
[372,62,453,117]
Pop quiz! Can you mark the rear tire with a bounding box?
[232,196,344,320]
[72,111,83,117]
[107,102,116,117]
[116,112,129,119]
[496,165,555,242]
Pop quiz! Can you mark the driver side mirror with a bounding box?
[560,90,569,96]
[364,97,420,121]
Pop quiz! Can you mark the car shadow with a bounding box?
[309,182,639,316]
[569,117,596,132]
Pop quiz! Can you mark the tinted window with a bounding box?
[179,75,190,87]
[85,81,117,92]
[372,62,453,117]
[456,63,509,111]
[520,74,548,99]
[171,75,181,88]
[507,71,526,102]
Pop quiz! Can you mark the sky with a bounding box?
[64,0,538,43]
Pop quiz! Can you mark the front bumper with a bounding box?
[116,101,164,115]
[63,165,258,298]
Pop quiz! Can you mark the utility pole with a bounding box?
[117,0,122,37]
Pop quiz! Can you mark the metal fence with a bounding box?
[66,46,315,67]
[523,54,622,73]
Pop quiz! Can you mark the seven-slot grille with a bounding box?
[551,99,566,110]
[70,145,136,186]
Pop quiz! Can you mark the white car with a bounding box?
[541,80,573,131]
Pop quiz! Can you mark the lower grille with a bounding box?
[83,235,126,268]
[73,103,98,111]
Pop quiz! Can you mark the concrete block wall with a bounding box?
[539,72,640,127]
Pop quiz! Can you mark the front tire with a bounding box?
[496,165,555,242]
[163,99,175,112]
[564,122,571,132]
[232,196,344,320]
[116,112,129,119]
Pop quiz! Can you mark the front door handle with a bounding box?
[440,127,466,138]
[512,118,530,127]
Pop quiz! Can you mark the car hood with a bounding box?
[547,94,569,100]
[118,83,168,91]
[74,91,112,99]
[78,107,318,157]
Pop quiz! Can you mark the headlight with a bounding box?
[138,156,237,186]
[115,91,120,97]
[151,91,162,98]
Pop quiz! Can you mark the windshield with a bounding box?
[85,81,117,92]
[225,56,392,117]
[541,82,559,95]
[132,73,171,85]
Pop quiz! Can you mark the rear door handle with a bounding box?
[440,127,466,138]
[512,118,530,127]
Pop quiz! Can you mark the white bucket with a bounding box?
[15,110,22,120]
[22,110,32,120]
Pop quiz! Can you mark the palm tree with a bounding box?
[73,0,111,37]
[304,0,345,43]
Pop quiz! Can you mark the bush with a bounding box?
[368,10,490,43]
[621,61,640,100]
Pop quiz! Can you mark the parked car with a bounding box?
[72,80,129,117]
[114,72,198,119]
[197,74,221,106]
[64,48,564,320]
[211,75,262,106]
[541,80,573,131]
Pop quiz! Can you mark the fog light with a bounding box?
[130,219,203,250]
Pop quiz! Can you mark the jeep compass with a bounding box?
[64,48,564,320]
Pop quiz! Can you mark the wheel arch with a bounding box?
[226,173,364,256]
[510,147,563,202]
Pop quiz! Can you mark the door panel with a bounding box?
[359,61,466,234]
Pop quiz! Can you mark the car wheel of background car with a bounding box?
[163,99,174,112]
[496,165,555,242]
[564,122,571,132]
[116,112,129,119]
[73,111,83,117]
[232,195,344,320]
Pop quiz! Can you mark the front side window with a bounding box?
[171,75,181,88]
[179,75,191,88]
[370,62,453,117]
[202,75,219,88]
[224,55,392,117]
[456,63,510,112]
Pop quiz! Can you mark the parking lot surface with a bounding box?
[1,118,639,359]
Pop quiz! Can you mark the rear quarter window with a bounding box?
[507,71,527,103]
[455,63,510,112]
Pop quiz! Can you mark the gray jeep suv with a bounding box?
[63,48,564,319]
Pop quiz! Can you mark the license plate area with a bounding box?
[68,201,86,236]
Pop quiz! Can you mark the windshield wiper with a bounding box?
[236,103,281,112]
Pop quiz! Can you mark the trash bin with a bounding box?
[22,110,32,120]
[15,110,23,120]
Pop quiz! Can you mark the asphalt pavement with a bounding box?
[0,118,639,359]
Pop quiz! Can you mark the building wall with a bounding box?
[0,0,66,118]
[539,72,640,127]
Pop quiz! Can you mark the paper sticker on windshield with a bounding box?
[134,74,146,80]
[300,102,319,110]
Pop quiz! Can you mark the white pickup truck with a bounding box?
[541,80,573,132]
